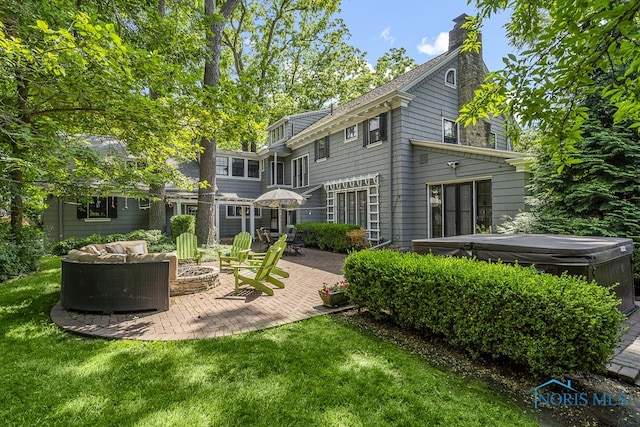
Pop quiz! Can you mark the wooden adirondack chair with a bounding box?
[247,234,289,279]
[216,231,252,270]
[233,244,284,295]
[176,232,204,264]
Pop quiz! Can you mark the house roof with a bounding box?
[285,47,460,149]
[266,108,331,132]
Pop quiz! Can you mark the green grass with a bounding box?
[0,257,538,426]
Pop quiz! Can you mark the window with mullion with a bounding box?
[443,118,458,144]
[363,112,387,146]
[315,136,330,160]
[216,156,229,175]
[232,158,245,177]
[292,155,309,188]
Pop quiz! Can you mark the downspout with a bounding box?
[58,197,64,242]
[387,103,394,245]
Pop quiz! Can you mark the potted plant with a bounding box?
[318,280,349,307]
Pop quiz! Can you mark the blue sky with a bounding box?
[337,0,514,72]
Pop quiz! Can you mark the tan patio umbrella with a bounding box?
[253,188,305,233]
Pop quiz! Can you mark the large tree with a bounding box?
[0,1,201,240]
[460,0,640,165]
[195,0,242,246]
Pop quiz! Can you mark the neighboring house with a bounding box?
[43,14,531,248]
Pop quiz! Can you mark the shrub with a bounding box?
[296,222,362,253]
[346,228,371,250]
[0,224,47,282]
[50,236,93,255]
[170,215,195,240]
[49,229,176,256]
[126,229,174,252]
[343,249,625,376]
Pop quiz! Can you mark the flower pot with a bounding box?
[318,290,348,307]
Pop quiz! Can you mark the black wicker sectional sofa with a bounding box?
[60,240,177,314]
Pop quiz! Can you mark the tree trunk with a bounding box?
[196,0,240,245]
[10,74,29,241]
[148,183,167,232]
[147,0,167,233]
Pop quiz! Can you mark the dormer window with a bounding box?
[445,68,456,87]
[269,124,285,144]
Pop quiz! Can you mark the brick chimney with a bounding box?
[449,14,491,148]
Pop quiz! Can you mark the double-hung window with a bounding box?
[216,157,229,175]
[443,118,458,144]
[363,113,387,146]
[344,125,357,142]
[315,136,330,161]
[232,158,245,177]
[292,155,309,188]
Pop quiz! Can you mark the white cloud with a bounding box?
[417,32,449,55]
[379,27,394,45]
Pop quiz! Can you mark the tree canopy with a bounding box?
[1,0,422,242]
[461,0,640,165]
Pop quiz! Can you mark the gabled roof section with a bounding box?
[286,48,460,149]
[266,108,331,132]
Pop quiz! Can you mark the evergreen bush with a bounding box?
[170,215,195,240]
[343,249,625,376]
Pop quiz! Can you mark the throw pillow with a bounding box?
[81,245,100,255]
[126,244,145,255]
[105,243,126,254]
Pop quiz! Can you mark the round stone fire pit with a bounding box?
[170,265,220,296]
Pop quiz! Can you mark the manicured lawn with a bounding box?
[0,257,538,426]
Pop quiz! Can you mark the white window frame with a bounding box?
[445,68,457,88]
[292,154,309,188]
[271,161,284,186]
[231,157,245,177]
[269,124,284,144]
[247,159,260,178]
[217,156,260,180]
[442,118,459,144]
[184,205,198,216]
[316,137,328,160]
[226,205,262,218]
[216,156,229,176]
[489,132,497,149]
[344,124,357,142]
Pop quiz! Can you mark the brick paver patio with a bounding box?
[50,247,349,341]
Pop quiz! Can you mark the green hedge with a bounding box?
[0,224,47,282]
[296,222,364,253]
[49,229,174,255]
[343,250,625,376]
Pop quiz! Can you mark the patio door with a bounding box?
[429,180,491,237]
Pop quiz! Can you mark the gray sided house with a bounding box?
[260,14,531,248]
[43,15,531,247]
